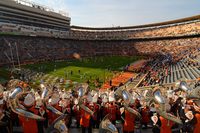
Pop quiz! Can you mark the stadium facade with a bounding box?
[0,0,70,37]
[0,0,200,66]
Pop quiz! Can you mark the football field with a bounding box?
[0,56,142,88]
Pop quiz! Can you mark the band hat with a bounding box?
[59,99,67,108]
[92,93,98,103]
[62,93,70,99]
[0,99,3,105]
[36,99,43,107]
[109,91,115,102]
[74,98,78,105]
[3,91,9,101]
[40,84,45,89]
[165,103,171,112]
[167,89,174,98]
[24,93,35,107]
[35,92,42,107]
[89,103,94,106]
[87,93,93,102]
[173,95,179,102]
[102,97,108,103]
[90,90,96,97]
[120,107,124,114]
[150,107,156,112]
[35,92,41,100]
[49,94,60,105]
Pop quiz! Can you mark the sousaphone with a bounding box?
[99,114,118,133]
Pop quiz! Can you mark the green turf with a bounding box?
[0,56,142,88]
[23,56,142,87]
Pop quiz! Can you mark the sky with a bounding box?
[30,0,200,27]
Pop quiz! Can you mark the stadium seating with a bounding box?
[0,35,199,66]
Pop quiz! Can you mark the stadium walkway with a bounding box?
[100,72,136,91]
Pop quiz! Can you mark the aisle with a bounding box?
[100,72,136,90]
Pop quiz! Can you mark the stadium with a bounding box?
[0,0,200,133]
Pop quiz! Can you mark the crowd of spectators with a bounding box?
[69,20,200,40]
[138,46,200,87]
[0,36,200,67]
[0,18,200,40]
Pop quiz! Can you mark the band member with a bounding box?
[100,96,108,120]
[140,104,150,129]
[91,92,100,128]
[193,102,200,133]
[107,93,117,125]
[123,103,136,133]
[0,88,10,133]
[151,113,160,133]
[89,102,100,128]
[80,99,92,133]
[35,92,47,133]
[47,91,62,125]
[73,103,81,128]
[159,116,174,133]
[182,110,197,133]
[18,93,39,133]
[73,98,81,128]
[59,94,72,128]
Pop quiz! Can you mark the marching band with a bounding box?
[0,79,199,133]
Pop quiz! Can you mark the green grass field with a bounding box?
[23,56,142,87]
[0,56,142,88]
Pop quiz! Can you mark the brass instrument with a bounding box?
[152,89,183,124]
[77,85,94,116]
[45,115,68,133]
[9,90,45,120]
[47,105,63,116]
[78,96,94,116]
[157,109,183,124]
[115,88,141,118]
[174,80,200,99]
[99,114,118,133]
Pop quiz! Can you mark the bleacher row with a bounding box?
[162,60,200,84]
[69,20,200,40]
[138,49,200,88]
